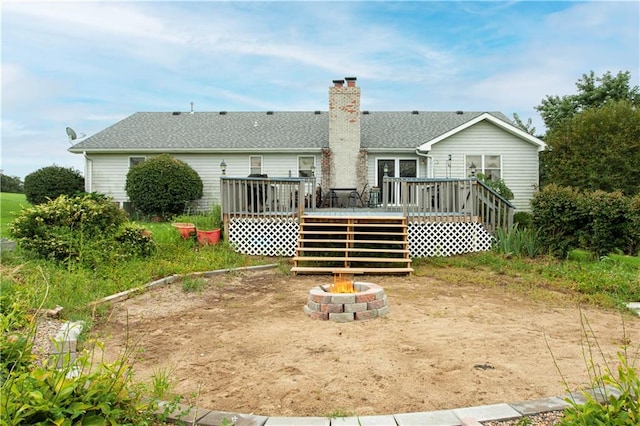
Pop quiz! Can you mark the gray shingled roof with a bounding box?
[68,110,513,153]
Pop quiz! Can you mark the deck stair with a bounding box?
[291,215,413,275]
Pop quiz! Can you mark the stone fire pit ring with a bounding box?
[303,282,388,322]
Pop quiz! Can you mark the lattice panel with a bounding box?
[229,217,299,256]
[408,221,493,257]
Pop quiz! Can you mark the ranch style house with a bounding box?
[69,77,546,272]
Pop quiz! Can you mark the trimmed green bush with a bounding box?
[23,165,84,205]
[125,154,203,218]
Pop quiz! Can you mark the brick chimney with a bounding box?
[327,77,361,190]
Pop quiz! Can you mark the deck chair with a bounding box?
[348,183,368,208]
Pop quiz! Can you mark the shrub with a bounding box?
[7,193,153,265]
[624,195,640,255]
[125,154,203,218]
[0,174,24,193]
[531,185,585,257]
[577,191,629,257]
[477,173,514,200]
[513,211,533,229]
[23,165,84,205]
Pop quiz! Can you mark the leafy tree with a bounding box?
[0,173,24,193]
[512,112,537,136]
[23,165,84,204]
[536,70,640,132]
[125,154,203,218]
[543,100,640,196]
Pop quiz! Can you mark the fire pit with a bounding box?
[303,269,389,322]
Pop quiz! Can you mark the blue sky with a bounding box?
[2,0,638,180]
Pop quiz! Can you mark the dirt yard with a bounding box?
[92,269,640,417]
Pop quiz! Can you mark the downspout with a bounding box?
[415,149,433,178]
[83,152,93,193]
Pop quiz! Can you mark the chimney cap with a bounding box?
[344,77,357,81]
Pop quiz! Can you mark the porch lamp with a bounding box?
[311,164,316,176]
[383,164,389,176]
[469,162,477,177]
[220,160,227,175]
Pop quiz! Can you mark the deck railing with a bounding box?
[380,177,514,232]
[220,176,513,234]
[220,176,318,219]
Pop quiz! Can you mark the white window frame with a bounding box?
[297,156,315,178]
[250,156,263,175]
[465,154,502,180]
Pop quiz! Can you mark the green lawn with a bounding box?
[0,192,29,238]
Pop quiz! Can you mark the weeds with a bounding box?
[181,276,207,293]
[547,312,640,425]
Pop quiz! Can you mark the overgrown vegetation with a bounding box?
[23,165,85,205]
[125,154,203,219]
[551,313,639,425]
[8,193,155,267]
[531,185,640,257]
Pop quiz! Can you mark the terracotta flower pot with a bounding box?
[172,223,196,239]
[197,228,221,245]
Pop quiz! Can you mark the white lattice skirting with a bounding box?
[229,217,493,258]
[229,217,299,257]
[407,221,493,257]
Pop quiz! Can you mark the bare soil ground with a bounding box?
[92,269,640,417]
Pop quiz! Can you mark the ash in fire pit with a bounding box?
[303,270,389,322]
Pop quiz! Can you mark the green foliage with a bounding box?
[0,174,24,193]
[555,315,639,425]
[8,193,132,263]
[1,344,159,425]
[531,185,584,257]
[181,276,206,293]
[125,154,203,218]
[493,225,541,258]
[513,211,532,229]
[542,100,640,196]
[0,287,35,382]
[512,112,537,136]
[625,195,640,255]
[536,70,640,132]
[113,224,156,259]
[476,173,514,200]
[191,204,223,230]
[532,185,639,257]
[24,165,85,205]
[577,191,630,257]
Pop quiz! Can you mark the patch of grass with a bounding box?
[0,192,29,238]
[325,408,355,418]
[181,276,206,293]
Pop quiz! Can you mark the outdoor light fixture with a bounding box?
[470,162,477,177]
[220,160,227,175]
[311,164,316,176]
[383,164,389,176]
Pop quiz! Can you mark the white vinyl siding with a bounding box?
[428,121,539,211]
[84,153,320,211]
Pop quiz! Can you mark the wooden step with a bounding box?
[293,256,410,263]
[297,247,408,254]
[291,266,414,274]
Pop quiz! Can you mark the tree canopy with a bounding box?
[542,100,640,196]
[536,70,640,133]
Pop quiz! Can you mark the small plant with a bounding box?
[549,313,640,425]
[493,224,541,258]
[182,276,207,293]
[150,366,175,399]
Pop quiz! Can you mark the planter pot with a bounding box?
[172,223,196,239]
[197,228,221,245]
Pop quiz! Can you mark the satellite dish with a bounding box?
[66,127,77,140]
[66,127,86,143]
